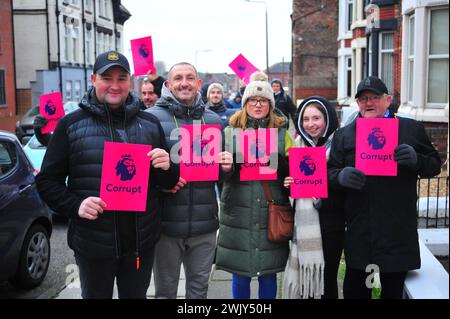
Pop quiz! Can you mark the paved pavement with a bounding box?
[56,264,263,299]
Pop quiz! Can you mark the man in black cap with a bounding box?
[328,76,441,299]
[36,51,179,299]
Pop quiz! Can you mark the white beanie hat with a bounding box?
[241,71,275,109]
[206,83,224,100]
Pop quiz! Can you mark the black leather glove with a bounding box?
[33,114,48,130]
[337,167,366,190]
[33,114,52,147]
[394,144,418,169]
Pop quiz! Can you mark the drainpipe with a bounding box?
[46,0,51,70]
[93,0,97,58]
[55,0,63,94]
[81,0,87,92]
[11,0,18,115]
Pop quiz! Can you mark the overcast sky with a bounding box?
[121,0,293,74]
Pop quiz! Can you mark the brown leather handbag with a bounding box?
[261,181,294,243]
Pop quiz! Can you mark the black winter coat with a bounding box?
[36,88,179,260]
[147,85,223,238]
[328,115,441,272]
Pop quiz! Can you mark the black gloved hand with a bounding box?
[394,144,418,169]
[33,114,48,130]
[337,167,366,190]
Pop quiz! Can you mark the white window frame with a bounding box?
[426,7,449,107]
[85,27,92,64]
[66,80,73,101]
[72,27,79,63]
[345,56,352,98]
[379,31,395,94]
[64,26,71,62]
[346,0,354,32]
[407,15,415,103]
[74,80,81,100]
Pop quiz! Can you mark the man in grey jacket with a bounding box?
[146,62,232,299]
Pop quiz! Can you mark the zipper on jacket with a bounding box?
[105,104,120,260]
[135,213,140,270]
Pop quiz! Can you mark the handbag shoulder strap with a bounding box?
[260,181,274,203]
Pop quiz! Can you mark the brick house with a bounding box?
[291,0,339,104]
[337,0,448,160]
[0,0,18,132]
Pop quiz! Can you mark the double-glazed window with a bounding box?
[379,32,394,94]
[427,8,449,104]
[407,15,415,102]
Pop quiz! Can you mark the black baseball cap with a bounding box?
[355,76,389,98]
[93,51,130,75]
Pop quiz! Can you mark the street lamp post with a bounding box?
[244,0,270,78]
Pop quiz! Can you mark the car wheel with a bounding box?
[12,224,51,289]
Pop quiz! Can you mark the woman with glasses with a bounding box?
[214,72,295,299]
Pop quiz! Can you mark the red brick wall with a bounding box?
[0,0,17,120]
[16,89,32,115]
[292,0,338,101]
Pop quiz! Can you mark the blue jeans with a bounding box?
[232,273,277,299]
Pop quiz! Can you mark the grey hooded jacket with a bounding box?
[146,84,223,238]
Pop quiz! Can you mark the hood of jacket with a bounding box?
[154,83,205,120]
[79,87,141,122]
[294,96,339,147]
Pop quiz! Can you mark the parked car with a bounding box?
[0,130,52,289]
[15,106,39,144]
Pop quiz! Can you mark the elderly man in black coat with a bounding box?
[328,76,442,299]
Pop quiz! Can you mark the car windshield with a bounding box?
[26,106,40,117]
[27,136,45,150]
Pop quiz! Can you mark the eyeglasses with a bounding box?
[357,95,384,104]
[247,98,270,106]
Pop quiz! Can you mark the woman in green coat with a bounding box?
[215,72,295,299]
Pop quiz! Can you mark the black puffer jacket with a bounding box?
[294,96,345,233]
[328,113,442,272]
[36,88,179,260]
[147,84,223,238]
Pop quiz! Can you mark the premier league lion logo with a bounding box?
[115,154,137,181]
[300,156,316,176]
[139,44,150,58]
[191,136,210,157]
[250,138,266,159]
[368,127,386,150]
[45,100,56,116]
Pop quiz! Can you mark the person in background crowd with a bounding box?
[328,76,442,299]
[205,83,237,129]
[271,79,296,129]
[140,79,158,109]
[283,96,345,299]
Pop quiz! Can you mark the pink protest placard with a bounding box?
[289,147,328,199]
[100,142,152,212]
[39,92,65,134]
[355,118,399,176]
[180,124,222,182]
[229,54,259,85]
[131,36,156,76]
[239,128,278,181]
